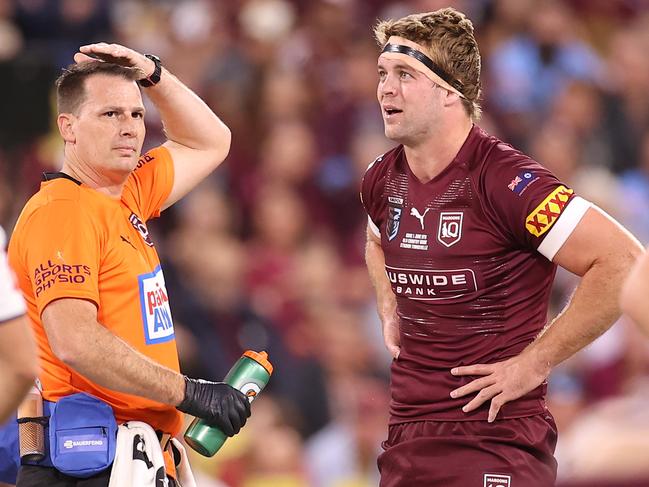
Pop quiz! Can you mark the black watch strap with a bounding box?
[138,54,162,87]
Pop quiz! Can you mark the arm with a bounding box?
[620,247,649,332]
[451,207,643,421]
[75,43,231,210]
[43,298,250,435]
[0,315,38,423]
[43,298,185,405]
[365,226,400,359]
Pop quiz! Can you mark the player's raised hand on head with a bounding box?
[73,43,155,82]
[449,351,551,422]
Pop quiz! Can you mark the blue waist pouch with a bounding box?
[48,393,117,478]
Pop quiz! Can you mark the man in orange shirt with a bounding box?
[8,43,250,486]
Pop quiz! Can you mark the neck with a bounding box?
[61,151,127,199]
[404,117,473,183]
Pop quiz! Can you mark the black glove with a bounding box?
[176,377,251,437]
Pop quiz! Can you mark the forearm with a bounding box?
[0,316,38,423]
[0,366,33,423]
[529,257,635,369]
[44,301,185,407]
[365,236,397,321]
[63,322,185,406]
[146,68,230,155]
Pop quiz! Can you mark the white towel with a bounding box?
[108,421,167,487]
[170,438,197,487]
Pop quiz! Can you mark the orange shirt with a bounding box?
[8,147,182,435]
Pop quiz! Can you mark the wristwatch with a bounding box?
[138,54,162,87]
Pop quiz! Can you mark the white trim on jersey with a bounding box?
[368,216,381,239]
[0,226,26,322]
[538,196,591,261]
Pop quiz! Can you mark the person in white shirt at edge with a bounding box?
[0,226,37,424]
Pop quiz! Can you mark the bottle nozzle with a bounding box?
[243,350,273,375]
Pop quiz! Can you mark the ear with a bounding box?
[442,91,462,108]
[57,113,76,144]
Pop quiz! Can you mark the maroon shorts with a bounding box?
[378,414,558,487]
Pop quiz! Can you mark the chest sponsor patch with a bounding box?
[525,185,573,237]
[484,473,511,487]
[138,265,175,345]
[385,265,477,301]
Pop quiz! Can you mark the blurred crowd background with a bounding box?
[2,0,649,486]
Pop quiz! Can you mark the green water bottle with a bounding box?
[184,350,273,456]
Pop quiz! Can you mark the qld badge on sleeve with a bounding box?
[386,196,404,242]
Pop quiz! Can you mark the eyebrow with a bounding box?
[377,62,419,73]
[101,106,146,114]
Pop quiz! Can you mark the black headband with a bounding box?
[381,43,464,95]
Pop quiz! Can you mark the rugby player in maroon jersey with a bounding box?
[362,7,643,486]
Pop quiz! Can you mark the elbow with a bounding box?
[627,239,645,263]
[209,121,232,166]
[49,337,83,369]
[619,281,634,316]
[219,125,232,161]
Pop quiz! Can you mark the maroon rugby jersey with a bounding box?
[361,125,590,423]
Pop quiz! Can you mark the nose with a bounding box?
[120,116,138,138]
[378,73,397,98]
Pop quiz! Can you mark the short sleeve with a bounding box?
[123,146,175,221]
[481,155,589,260]
[360,155,386,238]
[0,227,26,322]
[21,202,101,314]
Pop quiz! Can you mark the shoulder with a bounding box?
[361,145,402,207]
[470,129,553,192]
[15,185,101,238]
[363,145,401,177]
[131,146,172,176]
[470,128,528,169]
[361,145,402,191]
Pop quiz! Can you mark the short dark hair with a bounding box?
[55,61,141,114]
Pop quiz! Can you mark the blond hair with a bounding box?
[374,7,482,120]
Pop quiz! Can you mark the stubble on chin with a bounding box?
[384,125,405,143]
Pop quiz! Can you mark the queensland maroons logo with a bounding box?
[484,473,511,487]
[437,212,463,247]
